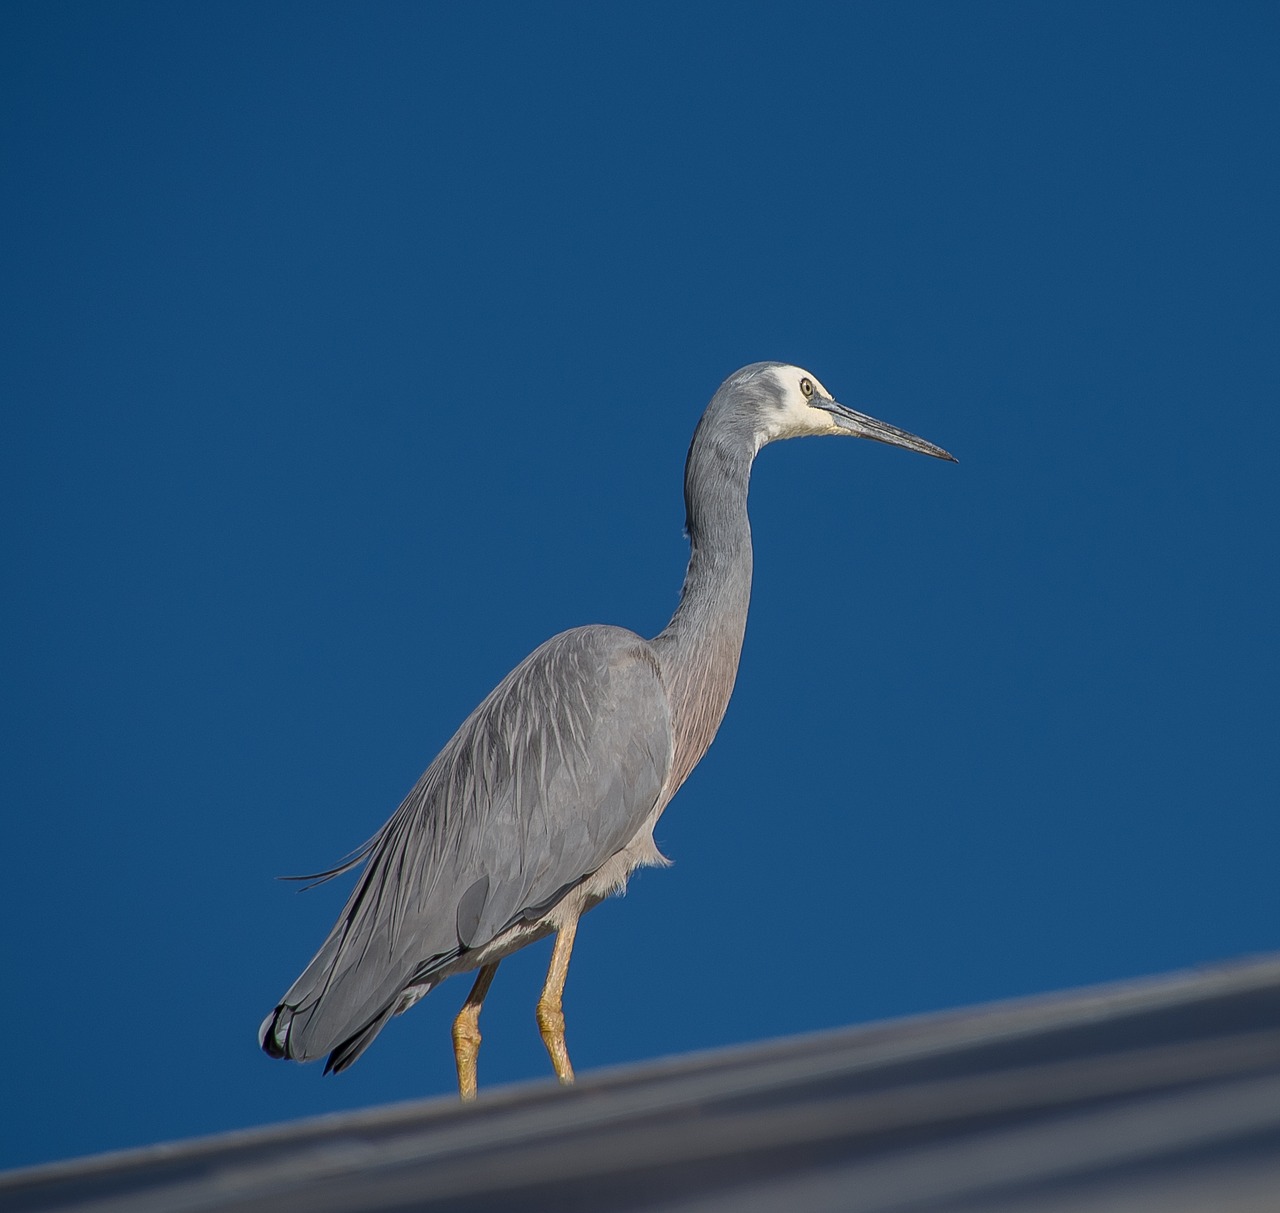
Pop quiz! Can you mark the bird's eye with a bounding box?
[799,377,814,398]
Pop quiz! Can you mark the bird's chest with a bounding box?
[663,640,742,798]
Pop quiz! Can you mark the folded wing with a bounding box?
[260,625,673,1066]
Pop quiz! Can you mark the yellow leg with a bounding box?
[452,963,498,1101]
[536,917,579,1085]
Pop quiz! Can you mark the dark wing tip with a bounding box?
[259,1006,290,1059]
[323,1003,398,1074]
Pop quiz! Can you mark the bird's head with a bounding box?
[725,362,956,462]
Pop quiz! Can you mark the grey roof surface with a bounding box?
[6,953,1280,1212]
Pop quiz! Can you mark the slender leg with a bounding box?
[452,963,498,1101]
[536,916,579,1085]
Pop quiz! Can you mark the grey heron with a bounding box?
[260,362,955,1098]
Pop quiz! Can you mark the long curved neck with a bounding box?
[651,423,757,794]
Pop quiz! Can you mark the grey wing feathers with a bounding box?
[261,625,672,1068]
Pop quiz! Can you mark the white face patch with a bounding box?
[759,365,840,442]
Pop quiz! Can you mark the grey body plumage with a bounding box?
[260,362,954,1092]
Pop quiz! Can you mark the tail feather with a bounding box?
[259,929,461,1070]
[260,822,467,1070]
[259,998,398,1073]
[262,907,402,1052]
[257,930,353,1062]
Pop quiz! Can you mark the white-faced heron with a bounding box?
[260,362,955,1098]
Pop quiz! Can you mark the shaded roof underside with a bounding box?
[7,952,1280,1212]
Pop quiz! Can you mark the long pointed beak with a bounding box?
[821,400,957,462]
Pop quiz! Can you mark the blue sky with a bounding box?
[3,1,1278,1170]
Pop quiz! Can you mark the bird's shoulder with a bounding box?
[494,623,665,706]
[437,622,671,795]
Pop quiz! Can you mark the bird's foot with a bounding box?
[536,999,575,1085]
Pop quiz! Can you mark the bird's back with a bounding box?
[261,624,673,1068]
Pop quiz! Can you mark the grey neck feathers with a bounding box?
[652,411,759,793]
